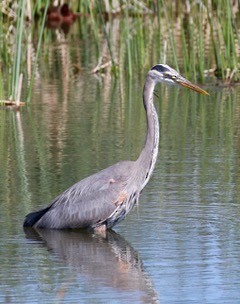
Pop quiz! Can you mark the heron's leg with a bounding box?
[93,224,107,237]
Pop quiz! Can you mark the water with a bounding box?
[1,46,240,303]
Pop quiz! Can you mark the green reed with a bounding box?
[27,0,49,102]
[0,0,48,104]
[197,6,205,83]
[0,8,3,102]
[97,2,117,74]
[11,0,25,102]
[1,0,239,99]
[124,1,133,78]
[161,1,179,72]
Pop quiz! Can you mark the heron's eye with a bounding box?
[164,73,176,80]
[163,73,171,78]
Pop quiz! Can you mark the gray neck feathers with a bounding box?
[137,75,159,190]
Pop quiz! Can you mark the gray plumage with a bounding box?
[23,64,208,231]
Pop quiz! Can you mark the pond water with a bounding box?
[1,43,240,303]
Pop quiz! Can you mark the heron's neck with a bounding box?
[137,75,159,190]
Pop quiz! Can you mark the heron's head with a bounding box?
[149,64,209,95]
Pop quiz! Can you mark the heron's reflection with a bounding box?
[24,228,159,303]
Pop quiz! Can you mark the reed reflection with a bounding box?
[24,228,159,303]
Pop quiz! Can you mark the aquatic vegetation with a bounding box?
[0,0,49,105]
[0,0,239,105]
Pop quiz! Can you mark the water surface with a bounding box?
[0,46,240,303]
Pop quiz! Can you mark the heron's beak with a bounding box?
[176,77,209,95]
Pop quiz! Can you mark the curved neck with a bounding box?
[136,75,159,190]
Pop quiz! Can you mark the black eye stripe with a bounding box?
[151,65,177,79]
[151,64,169,73]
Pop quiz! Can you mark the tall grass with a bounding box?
[92,0,239,83]
[11,0,25,102]
[0,0,239,99]
[26,0,49,103]
[0,0,48,105]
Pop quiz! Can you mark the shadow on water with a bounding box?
[24,228,159,303]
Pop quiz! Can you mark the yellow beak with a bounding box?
[177,78,209,95]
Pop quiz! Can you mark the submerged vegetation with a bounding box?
[0,0,240,104]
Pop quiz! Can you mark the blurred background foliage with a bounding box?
[0,0,240,103]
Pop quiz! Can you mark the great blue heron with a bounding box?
[23,64,208,231]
